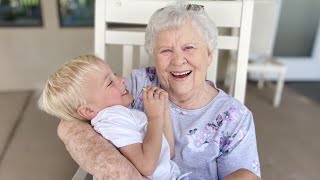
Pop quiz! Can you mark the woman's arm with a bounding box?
[57,120,144,179]
[222,169,262,180]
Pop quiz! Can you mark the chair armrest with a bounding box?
[57,120,144,180]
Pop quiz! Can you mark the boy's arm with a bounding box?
[163,98,175,159]
[119,119,163,176]
[119,86,166,177]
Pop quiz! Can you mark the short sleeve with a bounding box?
[125,68,141,102]
[217,111,261,178]
[125,67,159,111]
[125,68,148,111]
[92,106,145,148]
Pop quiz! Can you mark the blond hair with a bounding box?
[38,54,104,121]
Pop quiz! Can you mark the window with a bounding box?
[58,0,94,27]
[0,0,42,26]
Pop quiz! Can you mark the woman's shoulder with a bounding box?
[130,66,157,81]
[126,67,159,110]
[216,88,247,105]
[212,88,251,118]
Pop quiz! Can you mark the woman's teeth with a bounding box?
[171,70,192,77]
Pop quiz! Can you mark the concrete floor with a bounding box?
[0,82,319,180]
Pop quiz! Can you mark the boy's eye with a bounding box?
[107,81,113,87]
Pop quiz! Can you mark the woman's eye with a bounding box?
[161,49,171,53]
[185,46,194,50]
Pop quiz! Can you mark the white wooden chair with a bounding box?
[247,55,287,107]
[72,0,254,179]
[225,0,286,107]
[246,0,286,107]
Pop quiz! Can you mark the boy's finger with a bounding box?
[142,89,148,100]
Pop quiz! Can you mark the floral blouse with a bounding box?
[126,67,261,180]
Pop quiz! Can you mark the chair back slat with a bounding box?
[105,31,239,50]
[106,0,242,28]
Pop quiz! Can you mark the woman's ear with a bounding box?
[207,49,213,65]
[77,105,97,120]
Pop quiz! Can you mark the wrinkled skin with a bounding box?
[57,120,146,180]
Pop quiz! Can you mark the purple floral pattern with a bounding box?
[219,132,237,155]
[252,160,260,174]
[131,67,157,111]
[187,107,248,153]
[187,128,209,152]
[146,66,156,82]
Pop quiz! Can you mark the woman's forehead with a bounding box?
[156,22,204,44]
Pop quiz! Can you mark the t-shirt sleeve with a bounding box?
[125,70,138,101]
[217,111,261,178]
[125,67,159,111]
[93,107,144,148]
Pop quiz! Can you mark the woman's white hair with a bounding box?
[145,0,218,55]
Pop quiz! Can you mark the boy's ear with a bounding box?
[77,105,97,120]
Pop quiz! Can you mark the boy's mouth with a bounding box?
[122,89,129,95]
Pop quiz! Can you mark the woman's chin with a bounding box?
[169,87,191,98]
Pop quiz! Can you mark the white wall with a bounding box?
[0,1,94,91]
[3,0,304,91]
[273,0,320,57]
[250,0,280,56]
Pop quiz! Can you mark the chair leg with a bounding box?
[72,167,89,180]
[139,46,149,67]
[257,72,265,89]
[273,67,286,107]
[122,45,133,77]
[224,58,233,87]
[225,58,236,96]
[229,75,235,96]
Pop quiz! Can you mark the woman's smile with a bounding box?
[170,70,192,80]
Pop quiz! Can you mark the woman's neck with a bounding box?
[169,82,218,110]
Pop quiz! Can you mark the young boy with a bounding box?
[38,55,181,179]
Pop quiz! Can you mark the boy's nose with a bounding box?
[116,76,125,86]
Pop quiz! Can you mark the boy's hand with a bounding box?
[142,86,168,122]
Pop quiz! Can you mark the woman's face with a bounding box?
[153,21,212,99]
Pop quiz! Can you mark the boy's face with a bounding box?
[81,61,133,118]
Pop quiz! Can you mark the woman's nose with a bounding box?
[172,50,187,65]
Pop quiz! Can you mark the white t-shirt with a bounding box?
[91,105,180,180]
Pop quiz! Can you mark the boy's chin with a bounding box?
[124,97,134,107]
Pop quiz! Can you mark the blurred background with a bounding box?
[0,0,319,179]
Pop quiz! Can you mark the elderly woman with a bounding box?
[58,2,261,180]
